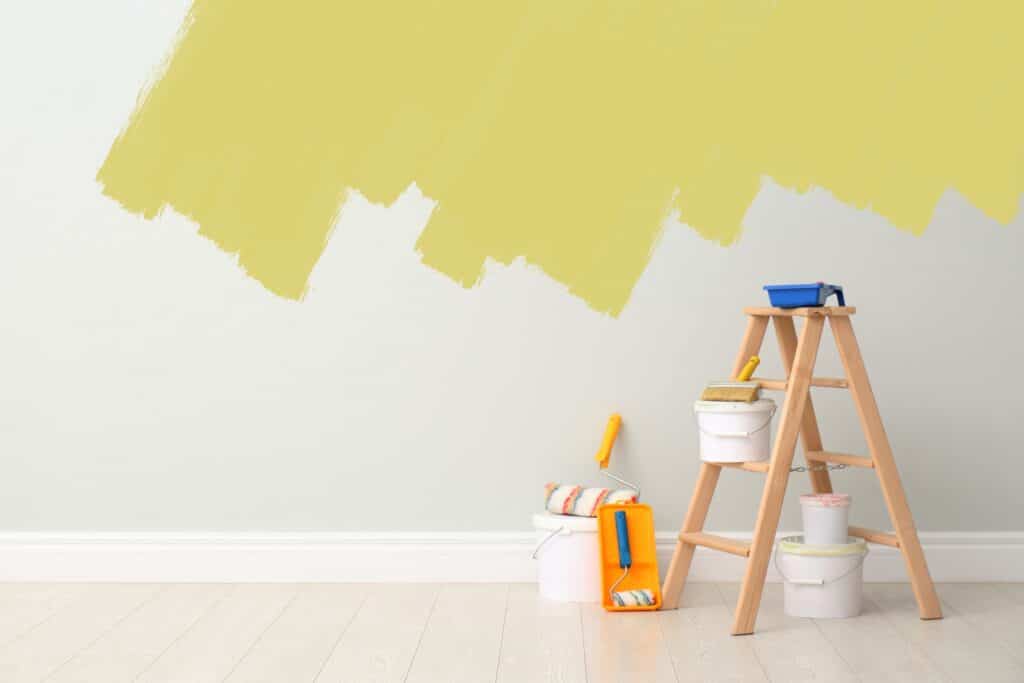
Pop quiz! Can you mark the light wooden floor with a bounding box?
[0,582,1020,682]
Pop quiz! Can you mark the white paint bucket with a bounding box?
[776,536,868,619]
[531,512,602,603]
[800,493,852,545]
[693,399,776,462]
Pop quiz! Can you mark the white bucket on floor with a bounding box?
[776,535,868,619]
[694,399,776,462]
[800,493,852,545]
[532,512,601,603]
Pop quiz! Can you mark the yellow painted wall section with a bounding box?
[98,1,1023,314]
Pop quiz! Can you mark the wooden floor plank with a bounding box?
[717,583,859,682]
[315,583,439,683]
[0,583,85,649]
[866,583,1024,683]
[658,584,767,683]
[225,583,365,682]
[580,602,677,682]
[813,591,950,681]
[0,582,1014,681]
[0,583,160,682]
[1000,582,1024,605]
[135,584,298,683]
[932,583,1024,664]
[405,583,509,683]
[497,583,586,683]
[47,584,228,683]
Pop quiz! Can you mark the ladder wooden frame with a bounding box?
[661,306,942,635]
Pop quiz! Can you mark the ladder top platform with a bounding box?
[743,306,857,317]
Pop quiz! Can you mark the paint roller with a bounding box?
[608,509,657,607]
[544,415,639,517]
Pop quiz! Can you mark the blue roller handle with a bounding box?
[614,510,632,569]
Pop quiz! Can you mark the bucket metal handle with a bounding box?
[772,542,869,586]
[602,470,641,499]
[696,405,776,438]
[531,526,569,559]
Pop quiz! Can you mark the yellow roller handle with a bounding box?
[595,414,622,469]
[737,355,760,382]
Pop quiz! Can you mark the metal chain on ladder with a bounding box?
[789,463,848,473]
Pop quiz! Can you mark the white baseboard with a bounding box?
[0,531,1019,583]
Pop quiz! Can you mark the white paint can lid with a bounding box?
[693,398,776,414]
[532,512,598,533]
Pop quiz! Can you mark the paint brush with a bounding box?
[700,355,760,402]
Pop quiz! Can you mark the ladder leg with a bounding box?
[661,462,721,608]
[733,315,825,635]
[729,315,770,378]
[773,316,833,493]
[830,316,942,620]
[663,314,769,609]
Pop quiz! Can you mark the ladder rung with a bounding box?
[810,377,849,388]
[849,526,900,547]
[805,451,874,468]
[713,461,770,473]
[752,377,848,390]
[678,532,751,557]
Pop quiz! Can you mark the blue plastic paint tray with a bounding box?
[763,283,845,308]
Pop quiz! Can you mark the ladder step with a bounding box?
[805,451,874,468]
[752,377,848,390]
[849,526,900,547]
[678,532,751,557]
[713,461,770,473]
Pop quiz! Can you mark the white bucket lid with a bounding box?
[532,512,598,532]
[778,535,867,556]
[694,398,776,414]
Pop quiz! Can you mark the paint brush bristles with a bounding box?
[700,381,760,402]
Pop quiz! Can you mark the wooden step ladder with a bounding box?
[661,305,943,635]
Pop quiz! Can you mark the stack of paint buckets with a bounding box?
[776,493,868,618]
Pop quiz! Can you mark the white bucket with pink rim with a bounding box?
[800,493,851,545]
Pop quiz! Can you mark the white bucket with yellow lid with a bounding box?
[776,535,868,619]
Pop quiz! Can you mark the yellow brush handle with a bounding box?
[737,355,760,381]
[595,414,622,469]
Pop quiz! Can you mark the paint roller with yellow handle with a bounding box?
[594,413,621,469]
[543,413,637,518]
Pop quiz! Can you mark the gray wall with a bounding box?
[2,171,1021,532]
[1,0,1020,533]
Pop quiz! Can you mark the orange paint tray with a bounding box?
[597,503,662,611]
